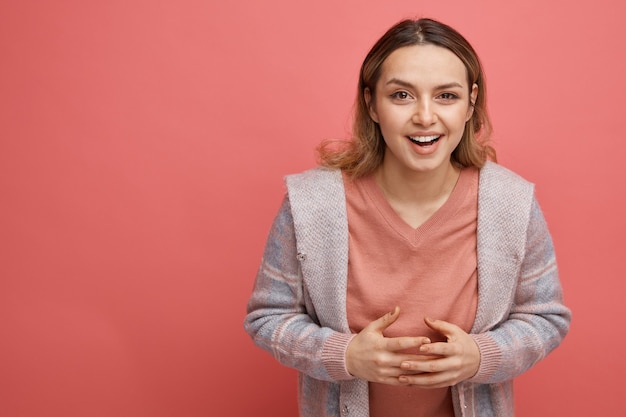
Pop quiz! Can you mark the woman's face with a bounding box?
[366,44,477,177]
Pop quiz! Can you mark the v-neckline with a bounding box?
[361,168,471,246]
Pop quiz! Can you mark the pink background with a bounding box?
[1,0,624,415]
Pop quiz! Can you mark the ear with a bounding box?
[466,83,478,121]
[364,87,379,123]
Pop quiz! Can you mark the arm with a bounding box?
[396,196,571,388]
[243,195,355,382]
[469,196,572,384]
[244,195,432,384]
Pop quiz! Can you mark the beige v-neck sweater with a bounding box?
[345,167,479,417]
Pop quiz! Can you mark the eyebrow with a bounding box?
[385,78,464,90]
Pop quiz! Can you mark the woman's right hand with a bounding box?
[345,306,431,385]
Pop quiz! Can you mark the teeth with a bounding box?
[409,135,439,143]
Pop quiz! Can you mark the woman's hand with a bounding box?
[345,307,431,385]
[397,317,480,388]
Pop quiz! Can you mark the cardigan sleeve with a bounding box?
[469,196,571,384]
[243,194,355,382]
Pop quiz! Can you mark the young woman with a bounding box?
[244,18,571,417]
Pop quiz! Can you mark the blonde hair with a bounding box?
[318,18,496,178]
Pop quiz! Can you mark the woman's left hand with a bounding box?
[397,317,480,388]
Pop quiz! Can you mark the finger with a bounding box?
[385,336,432,352]
[398,371,454,389]
[365,306,401,333]
[400,355,459,374]
[419,340,460,356]
[379,374,418,386]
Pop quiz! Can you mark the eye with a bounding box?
[438,92,459,101]
[390,91,412,101]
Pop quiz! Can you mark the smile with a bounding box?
[408,135,440,146]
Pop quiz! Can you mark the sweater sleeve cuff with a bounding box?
[321,332,356,381]
[468,332,502,383]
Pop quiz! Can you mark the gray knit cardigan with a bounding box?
[244,162,571,417]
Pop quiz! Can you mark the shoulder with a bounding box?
[284,166,344,204]
[479,161,535,200]
[285,166,342,187]
[478,162,537,228]
[282,167,349,256]
[480,161,532,186]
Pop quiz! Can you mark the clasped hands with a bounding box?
[345,306,480,388]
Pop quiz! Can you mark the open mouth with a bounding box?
[408,135,441,147]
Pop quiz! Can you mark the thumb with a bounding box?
[424,317,461,341]
[366,306,400,333]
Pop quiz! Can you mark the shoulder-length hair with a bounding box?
[318,18,496,178]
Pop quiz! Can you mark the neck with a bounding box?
[375,160,461,206]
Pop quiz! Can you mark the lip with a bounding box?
[407,132,442,144]
[406,133,444,155]
[409,131,441,137]
[408,134,440,144]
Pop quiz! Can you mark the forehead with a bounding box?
[378,44,468,88]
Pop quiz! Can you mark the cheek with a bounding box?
[465,105,475,122]
[377,104,411,128]
[447,108,472,129]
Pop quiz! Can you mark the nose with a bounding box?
[411,99,436,126]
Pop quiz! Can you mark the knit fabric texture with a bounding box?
[244,162,571,417]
